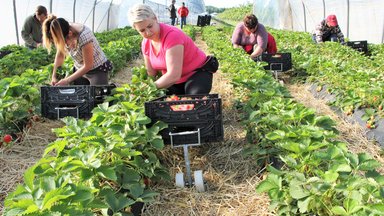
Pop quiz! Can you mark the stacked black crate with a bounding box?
[145,94,223,145]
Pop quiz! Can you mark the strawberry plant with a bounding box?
[4,66,168,215]
[0,27,142,137]
[202,25,384,216]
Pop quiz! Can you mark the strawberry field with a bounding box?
[1,9,384,216]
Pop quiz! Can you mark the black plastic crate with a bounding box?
[346,40,368,54]
[92,84,116,105]
[197,15,211,27]
[144,94,223,145]
[41,84,115,119]
[261,53,292,72]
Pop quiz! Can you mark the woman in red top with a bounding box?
[177,2,189,29]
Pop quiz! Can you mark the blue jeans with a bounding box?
[170,17,176,26]
[312,33,339,43]
[180,17,187,29]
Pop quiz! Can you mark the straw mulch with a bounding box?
[3,32,383,216]
[0,119,64,213]
[0,38,272,215]
[142,32,271,215]
[143,73,271,215]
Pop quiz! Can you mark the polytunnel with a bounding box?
[0,0,206,47]
[253,0,384,44]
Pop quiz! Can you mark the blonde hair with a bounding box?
[127,4,157,25]
[42,15,69,55]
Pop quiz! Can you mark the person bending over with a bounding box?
[42,15,112,86]
[312,14,345,44]
[128,4,217,95]
[232,14,271,59]
[21,5,47,49]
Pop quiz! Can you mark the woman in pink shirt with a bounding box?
[128,4,214,95]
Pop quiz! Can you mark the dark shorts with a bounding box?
[166,70,213,95]
[73,60,112,85]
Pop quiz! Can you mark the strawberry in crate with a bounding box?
[165,95,195,111]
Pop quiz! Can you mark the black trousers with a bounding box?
[166,70,213,95]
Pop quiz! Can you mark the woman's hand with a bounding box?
[51,51,65,86]
[250,45,264,59]
[50,75,58,86]
[54,78,70,86]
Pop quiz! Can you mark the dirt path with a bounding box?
[143,32,270,215]
[0,119,63,213]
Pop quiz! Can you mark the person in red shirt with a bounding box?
[177,2,189,29]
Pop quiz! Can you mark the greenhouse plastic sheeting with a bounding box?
[1,0,206,47]
[123,0,205,27]
[1,0,120,47]
[253,0,384,44]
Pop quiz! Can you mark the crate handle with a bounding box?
[270,63,283,72]
[59,89,76,94]
[271,54,282,58]
[55,106,79,119]
[169,128,201,148]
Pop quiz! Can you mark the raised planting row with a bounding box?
[0,45,54,78]
[268,29,384,127]
[2,25,202,214]
[0,27,141,140]
[3,67,170,215]
[202,26,384,215]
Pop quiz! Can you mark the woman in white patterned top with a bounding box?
[42,15,112,86]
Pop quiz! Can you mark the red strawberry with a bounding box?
[143,177,150,186]
[3,134,12,143]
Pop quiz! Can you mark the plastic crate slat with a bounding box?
[41,85,115,119]
[261,53,292,72]
[145,94,223,145]
[346,40,368,54]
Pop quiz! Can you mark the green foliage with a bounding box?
[216,4,253,22]
[202,25,384,216]
[205,6,225,14]
[0,68,49,135]
[95,26,137,45]
[4,67,168,215]
[182,25,197,41]
[0,27,141,137]
[0,46,54,78]
[269,28,384,118]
